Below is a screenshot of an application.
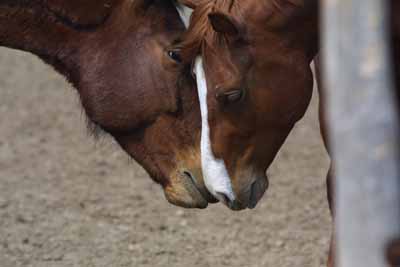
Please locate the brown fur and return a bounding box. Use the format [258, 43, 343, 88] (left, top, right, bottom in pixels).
[177, 0, 239, 65]
[176, 0, 318, 208]
[178, 0, 399, 265]
[0, 0, 215, 209]
[387, 238, 400, 267]
[182, 0, 400, 267]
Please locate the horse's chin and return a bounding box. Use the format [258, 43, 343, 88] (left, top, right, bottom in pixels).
[163, 170, 217, 209]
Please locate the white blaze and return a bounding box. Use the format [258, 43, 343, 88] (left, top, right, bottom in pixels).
[193, 57, 235, 202]
[174, 2, 236, 202]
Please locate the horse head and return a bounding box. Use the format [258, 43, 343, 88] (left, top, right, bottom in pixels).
[175, 0, 319, 210]
[0, 0, 217, 208]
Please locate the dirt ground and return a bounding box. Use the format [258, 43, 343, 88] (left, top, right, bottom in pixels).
[0, 48, 331, 267]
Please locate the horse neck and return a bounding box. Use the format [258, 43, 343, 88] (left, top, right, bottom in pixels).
[0, 0, 119, 83]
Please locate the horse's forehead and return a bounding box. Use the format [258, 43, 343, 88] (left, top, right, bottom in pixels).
[202, 34, 248, 76]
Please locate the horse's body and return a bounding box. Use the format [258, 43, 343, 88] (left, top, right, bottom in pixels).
[176, 0, 400, 266]
[0, 0, 218, 209]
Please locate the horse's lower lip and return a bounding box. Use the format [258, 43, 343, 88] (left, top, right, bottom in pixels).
[183, 171, 218, 203]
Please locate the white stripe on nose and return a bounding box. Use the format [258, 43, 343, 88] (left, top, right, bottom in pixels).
[193, 57, 235, 203]
[174, 2, 236, 203]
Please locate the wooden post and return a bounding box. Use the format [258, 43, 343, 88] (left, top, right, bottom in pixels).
[322, 0, 400, 266]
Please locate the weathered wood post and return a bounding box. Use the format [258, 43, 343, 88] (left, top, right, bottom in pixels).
[322, 0, 400, 266]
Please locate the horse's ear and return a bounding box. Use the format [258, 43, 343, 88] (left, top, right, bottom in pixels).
[177, 0, 204, 9]
[208, 11, 240, 36]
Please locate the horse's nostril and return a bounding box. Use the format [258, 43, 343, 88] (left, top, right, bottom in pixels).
[182, 171, 219, 204]
[183, 171, 195, 182]
[182, 170, 199, 187]
[248, 177, 268, 209]
[248, 181, 258, 209]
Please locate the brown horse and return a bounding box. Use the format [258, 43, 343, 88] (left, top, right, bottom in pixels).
[0, 0, 218, 209]
[174, 0, 318, 210]
[175, 0, 400, 266]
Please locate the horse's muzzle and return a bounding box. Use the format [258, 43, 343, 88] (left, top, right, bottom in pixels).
[163, 168, 217, 209]
[218, 175, 269, 211]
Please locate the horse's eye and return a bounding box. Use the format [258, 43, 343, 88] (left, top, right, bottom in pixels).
[216, 89, 245, 105]
[167, 49, 182, 63]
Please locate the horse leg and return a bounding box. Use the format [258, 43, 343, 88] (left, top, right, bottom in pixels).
[314, 55, 336, 267]
[386, 239, 400, 267]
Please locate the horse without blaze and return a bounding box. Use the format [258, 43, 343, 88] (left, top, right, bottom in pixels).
[0, 0, 221, 209]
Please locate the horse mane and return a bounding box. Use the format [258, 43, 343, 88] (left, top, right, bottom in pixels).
[176, 0, 239, 66]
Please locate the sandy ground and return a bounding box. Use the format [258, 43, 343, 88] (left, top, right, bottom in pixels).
[0, 48, 331, 267]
